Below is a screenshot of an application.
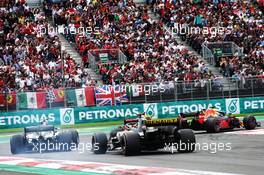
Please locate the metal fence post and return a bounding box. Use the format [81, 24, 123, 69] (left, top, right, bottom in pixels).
[16, 91, 19, 111]
[191, 83, 193, 101]
[48, 91, 51, 109]
[206, 81, 210, 101]
[129, 90, 132, 104]
[228, 78, 231, 98]
[174, 81, 178, 101]
[236, 79, 239, 98]
[183, 81, 186, 93]
[64, 88, 67, 108]
[159, 89, 162, 102]
[5, 92, 8, 112]
[251, 79, 254, 97]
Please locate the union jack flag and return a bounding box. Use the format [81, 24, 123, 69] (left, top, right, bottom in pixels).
[95, 85, 128, 106]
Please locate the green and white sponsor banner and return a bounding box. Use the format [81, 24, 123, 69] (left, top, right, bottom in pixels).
[240, 97, 264, 113]
[146, 98, 225, 119]
[0, 97, 264, 129]
[74, 104, 143, 124]
[146, 97, 264, 118]
[0, 109, 60, 129]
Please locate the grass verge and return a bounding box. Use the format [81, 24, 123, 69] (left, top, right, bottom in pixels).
[0, 112, 263, 133]
[0, 165, 107, 175]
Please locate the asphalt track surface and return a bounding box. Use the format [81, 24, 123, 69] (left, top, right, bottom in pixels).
[0, 121, 264, 175]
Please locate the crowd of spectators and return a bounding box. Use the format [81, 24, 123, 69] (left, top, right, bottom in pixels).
[49, 0, 215, 87]
[152, 0, 263, 80]
[2, 0, 263, 94]
[0, 0, 93, 93]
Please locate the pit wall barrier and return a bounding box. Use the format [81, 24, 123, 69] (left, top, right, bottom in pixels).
[1, 97, 264, 129]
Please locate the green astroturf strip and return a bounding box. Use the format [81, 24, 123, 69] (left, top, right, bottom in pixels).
[0, 164, 111, 175]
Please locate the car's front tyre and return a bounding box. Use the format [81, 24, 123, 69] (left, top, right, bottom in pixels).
[92, 133, 108, 154]
[205, 117, 220, 133]
[10, 135, 25, 154]
[243, 116, 257, 130]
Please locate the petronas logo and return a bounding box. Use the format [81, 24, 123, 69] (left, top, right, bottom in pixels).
[63, 109, 73, 123]
[144, 103, 158, 118]
[226, 98, 240, 114]
[60, 108, 74, 125]
[228, 99, 238, 113]
[146, 104, 155, 117]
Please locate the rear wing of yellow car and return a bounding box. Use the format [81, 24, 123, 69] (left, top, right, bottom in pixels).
[144, 118, 179, 127]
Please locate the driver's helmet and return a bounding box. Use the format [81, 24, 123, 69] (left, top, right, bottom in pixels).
[137, 112, 152, 120]
[137, 112, 145, 118]
[200, 109, 206, 114]
[40, 118, 48, 125]
[210, 106, 218, 111]
[205, 107, 219, 117]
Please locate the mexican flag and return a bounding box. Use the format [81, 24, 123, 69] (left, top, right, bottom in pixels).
[18, 92, 47, 109]
[126, 84, 145, 97]
[65, 87, 95, 107]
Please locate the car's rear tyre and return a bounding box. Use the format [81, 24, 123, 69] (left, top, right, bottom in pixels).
[57, 132, 72, 151]
[92, 133, 108, 154]
[122, 132, 141, 156]
[175, 129, 196, 153]
[69, 129, 79, 146]
[243, 116, 257, 130]
[206, 117, 220, 133]
[10, 135, 25, 154]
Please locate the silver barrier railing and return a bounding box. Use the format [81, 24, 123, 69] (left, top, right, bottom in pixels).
[118, 50, 127, 64]
[88, 51, 97, 70]
[88, 49, 127, 71]
[0, 77, 263, 112]
[201, 43, 215, 65]
[202, 41, 244, 65]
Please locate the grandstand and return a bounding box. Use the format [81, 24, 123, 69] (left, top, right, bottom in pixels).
[0, 0, 263, 111]
[152, 0, 263, 78]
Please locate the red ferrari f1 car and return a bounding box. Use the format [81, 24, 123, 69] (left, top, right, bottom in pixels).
[178, 107, 261, 133]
